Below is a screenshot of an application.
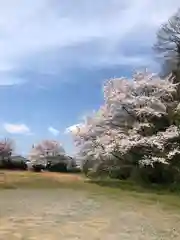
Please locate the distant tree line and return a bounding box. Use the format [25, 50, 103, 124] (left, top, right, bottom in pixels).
[0, 138, 77, 172]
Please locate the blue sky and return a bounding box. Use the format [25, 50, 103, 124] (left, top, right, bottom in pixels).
[0, 0, 179, 156]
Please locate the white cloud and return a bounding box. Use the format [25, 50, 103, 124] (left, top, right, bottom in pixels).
[65, 124, 82, 134]
[3, 123, 31, 135]
[0, 0, 179, 85]
[48, 126, 59, 136]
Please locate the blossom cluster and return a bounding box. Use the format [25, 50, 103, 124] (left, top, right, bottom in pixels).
[70, 71, 180, 171]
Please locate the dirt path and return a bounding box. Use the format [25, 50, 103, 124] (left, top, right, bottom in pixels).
[0, 189, 180, 239]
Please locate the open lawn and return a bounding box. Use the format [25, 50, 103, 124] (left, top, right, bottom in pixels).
[0, 171, 180, 239]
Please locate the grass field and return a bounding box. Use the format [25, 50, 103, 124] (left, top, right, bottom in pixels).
[0, 171, 180, 239]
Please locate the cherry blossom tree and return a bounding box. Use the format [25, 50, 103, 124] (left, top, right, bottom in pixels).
[28, 140, 69, 171]
[0, 138, 14, 162]
[33, 140, 65, 157]
[70, 70, 180, 182]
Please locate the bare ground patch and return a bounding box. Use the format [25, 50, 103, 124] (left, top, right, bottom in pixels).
[0, 189, 180, 240]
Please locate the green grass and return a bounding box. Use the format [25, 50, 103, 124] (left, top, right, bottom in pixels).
[86, 178, 180, 209]
[1, 171, 180, 209]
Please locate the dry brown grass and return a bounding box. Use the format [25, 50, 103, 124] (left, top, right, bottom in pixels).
[1, 170, 180, 207]
[0, 189, 180, 239]
[0, 171, 84, 188]
[0, 170, 83, 183]
[42, 171, 84, 182]
[0, 171, 180, 239]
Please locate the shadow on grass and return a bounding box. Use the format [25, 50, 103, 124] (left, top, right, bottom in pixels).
[88, 178, 180, 195]
[0, 184, 17, 189]
[86, 179, 180, 209]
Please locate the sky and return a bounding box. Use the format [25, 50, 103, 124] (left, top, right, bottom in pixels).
[0, 0, 179, 156]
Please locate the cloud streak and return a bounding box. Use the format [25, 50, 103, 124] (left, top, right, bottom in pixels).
[0, 0, 179, 86]
[65, 124, 81, 134]
[48, 126, 59, 136]
[3, 123, 32, 135]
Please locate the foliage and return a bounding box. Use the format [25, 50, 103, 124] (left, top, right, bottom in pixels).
[47, 162, 68, 172]
[0, 160, 27, 171]
[69, 70, 180, 183]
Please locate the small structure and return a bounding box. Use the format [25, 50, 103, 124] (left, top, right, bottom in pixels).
[28, 148, 47, 171]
